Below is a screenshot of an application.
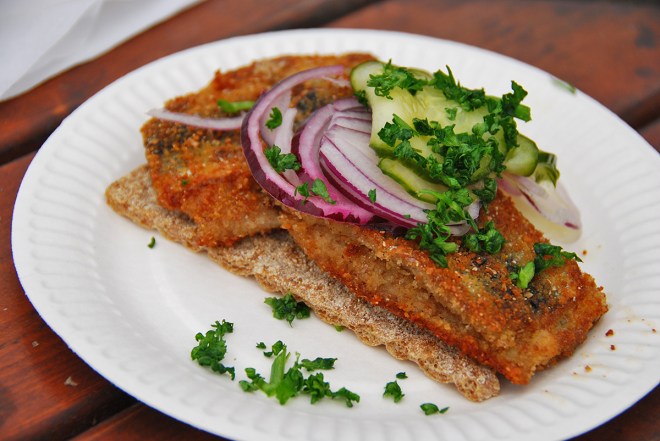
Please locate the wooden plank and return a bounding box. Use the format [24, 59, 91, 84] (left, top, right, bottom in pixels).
[329, 0, 660, 125]
[71, 404, 221, 441]
[0, 153, 135, 441]
[0, 0, 378, 165]
[639, 116, 660, 152]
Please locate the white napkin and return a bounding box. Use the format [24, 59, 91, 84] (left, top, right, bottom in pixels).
[0, 0, 199, 101]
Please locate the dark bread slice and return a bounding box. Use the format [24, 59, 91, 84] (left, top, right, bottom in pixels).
[105, 165, 500, 401]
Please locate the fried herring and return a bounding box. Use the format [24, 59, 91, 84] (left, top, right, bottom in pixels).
[142, 53, 374, 246]
[280, 191, 608, 385]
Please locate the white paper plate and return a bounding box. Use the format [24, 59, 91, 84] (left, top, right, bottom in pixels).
[12, 29, 660, 441]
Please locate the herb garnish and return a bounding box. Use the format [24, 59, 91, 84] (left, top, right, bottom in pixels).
[264, 292, 311, 326]
[367, 63, 539, 267]
[147, 236, 156, 248]
[420, 403, 449, 415]
[265, 106, 283, 129]
[240, 341, 360, 407]
[404, 188, 475, 267]
[463, 221, 505, 254]
[367, 60, 426, 99]
[383, 380, 404, 403]
[295, 179, 336, 204]
[191, 320, 236, 380]
[368, 188, 377, 203]
[511, 243, 583, 289]
[264, 145, 301, 173]
[217, 99, 254, 114]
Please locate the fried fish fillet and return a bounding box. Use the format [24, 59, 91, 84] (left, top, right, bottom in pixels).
[281, 193, 608, 385]
[142, 53, 374, 246]
[107, 53, 606, 398]
[105, 165, 500, 401]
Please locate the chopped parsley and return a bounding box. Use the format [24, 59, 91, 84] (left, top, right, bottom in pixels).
[366, 63, 540, 267]
[533, 243, 582, 272]
[239, 341, 360, 407]
[264, 145, 301, 173]
[396, 372, 408, 379]
[295, 179, 336, 204]
[463, 221, 505, 254]
[511, 243, 583, 289]
[430, 66, 487, 111]
[420, 403, 449, 415]
[147, 236, 156, 248]
[383, 380, 404, 403]
[511, 261, 536, 289]
[367, 60, 426, 99]
[191, 320, 235, 380]
[217, 99, 254, 114]
[264, 292, 311, 326]
[404, 188, 474, 267]
[265, 106, 283, 130]
[368, 188, 377, 203]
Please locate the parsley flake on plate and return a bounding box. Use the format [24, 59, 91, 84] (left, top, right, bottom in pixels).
[383, 380, 404, 403]
[191, 320, 235, 380]
[420, 402, 449, 415]
[240, 341, 359, 407]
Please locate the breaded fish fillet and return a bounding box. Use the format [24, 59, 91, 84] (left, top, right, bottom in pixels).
[142, 53, 374, 246]
[105, 165, 500, 401]
[281, 192, 608, 385]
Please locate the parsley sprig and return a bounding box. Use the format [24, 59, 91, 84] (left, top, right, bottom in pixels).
[511, 243, 583, 289]
[191, 320, 236, 380]
[420, 403, 449, 415]
[265, 106, 283, 129]
[383, 380, 405, 403]
[404, 188, 477, 267]
[240, 341, 360, 407]
[367, 60, 426, 99]
[295, 179, 336, 204]
[264, 145, 301, 173]
[264, 292, 311, 326]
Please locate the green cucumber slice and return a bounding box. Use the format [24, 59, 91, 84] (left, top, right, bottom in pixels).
[351, 60, 542, 194]
[379, 158, 447, 202]
[503, 134, 539, 176]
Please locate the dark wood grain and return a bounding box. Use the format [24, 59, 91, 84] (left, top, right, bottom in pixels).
[0, 0, 378, 165]
[0, 154, 135, 441]
[70, 404, 221, 441]
[640, 116, 660, 152]
[330, 0, 660, 127]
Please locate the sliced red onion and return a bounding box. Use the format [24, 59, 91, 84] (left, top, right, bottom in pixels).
[321, 76, 351, 88]
[502, 174, 582, 230]
[260, 90, 292, 147]
[317, 106, 481, 233]
[497, 174, 523, 197]
[147, 108, 244, 131]
[241, 66, 374, 224]
[274, 107, 300, 185]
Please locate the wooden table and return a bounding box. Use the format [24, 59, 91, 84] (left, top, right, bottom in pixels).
[1, 1, 658, 439]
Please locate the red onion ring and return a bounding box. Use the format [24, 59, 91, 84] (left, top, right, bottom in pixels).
[241, 65, 374, 224]
[147, 108, 244, 131]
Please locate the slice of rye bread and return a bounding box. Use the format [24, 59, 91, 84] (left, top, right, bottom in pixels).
[105, 165, 500, 402]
